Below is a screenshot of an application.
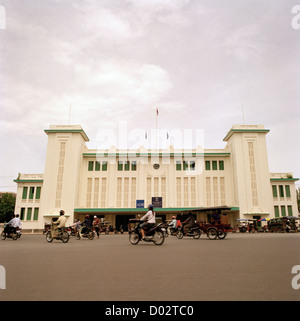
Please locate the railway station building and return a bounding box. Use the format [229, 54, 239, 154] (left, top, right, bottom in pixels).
[13, 124, 299, 232]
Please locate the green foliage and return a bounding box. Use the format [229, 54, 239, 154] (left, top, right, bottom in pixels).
[0, 193, 16, 223]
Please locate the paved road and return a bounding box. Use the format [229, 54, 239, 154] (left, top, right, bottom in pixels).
[0, 232, 300, 301]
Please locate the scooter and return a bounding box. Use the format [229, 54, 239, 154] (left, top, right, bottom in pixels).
[176, 224, 201, 239]
[46, 223, 69, 243]
[1, 224, 18, 240]
[75, 226, 95, 240]
[128, 219, 165, 245]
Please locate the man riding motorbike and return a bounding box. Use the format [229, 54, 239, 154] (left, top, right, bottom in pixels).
[53, 210, 67, 235]
[140, 204, 156, 240]
[182, 212, 197, 234]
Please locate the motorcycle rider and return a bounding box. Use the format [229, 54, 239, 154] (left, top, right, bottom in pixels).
[81, 215, 92, 234]
[140, 204, 156, 239]
[53, 210, 67, 235]
[182, 212, 196, 234]
[168, 216, 177, 233]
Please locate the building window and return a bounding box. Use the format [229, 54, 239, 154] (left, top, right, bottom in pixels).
[272, 185, 278, 198]
[190, 161, 195, 171]
[183, 161, 188, 171]
[26, 208, 32, 221]
[219, 161, 224, 170]
[176, 161, 182, 171]
[274, 206, 279, 218]
[124, 161, 130, 171]
[279, 185, 284, 198]
[35, 187, 41, 200]
[22, 187, 28, 200]
[102, 161, 108, 171]
[88, 161, 94, 171]
[33, 208, 39, 220]
[131, 161, 137, 171]
[205, 161, 211, 171]
[285, 185, 291, 199]
[281, 205, 286, 217]
[29, 187, 35, 200]
[212, 161, 218, 170]
[95, 161, 101, 171]
[20, 208, 25, 220]
[287, 205, 293, 216]
[118, 161, 123, 171]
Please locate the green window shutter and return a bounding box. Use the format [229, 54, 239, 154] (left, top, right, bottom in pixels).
[212, 161, 217, 170]
[95, 161, 101, 171]
[279, 185, 284, 198]
[88, 161, 94, 171]
[190, 161, 195, 171]
[20, 208, 25, 220]
[285, 185, 291, 198]
[131, 161, 136, 171]
[118, 161, 123, 171]
[219, 161, 224, 170]
[26, 208, 32, 221]
[124, 161, 130, 171]
[22, 187, 28, 200]
[274, 206, 279, 218]
[272, 185, 278, 198]
[33, 208, 39, 220]
[183, 161, 188, 171]
[35, 187, 41, 200]
[102, 161, 108, 171]
[29, 187, 35, 200]
[281, 206, 286, 217]
[287, 205, 293, 216]
[205, 161, 210, 170]
[176, 161, 182, 171]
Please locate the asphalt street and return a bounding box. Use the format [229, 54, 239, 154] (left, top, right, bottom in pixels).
[0, 232, 300, 301]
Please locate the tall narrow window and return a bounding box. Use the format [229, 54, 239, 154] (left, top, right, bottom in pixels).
[205, 161, 211, 170]
[279, 185, 284, 198]
[287, 205, 293, 216]
[176, 177, 181, 207]
[22, 187, 28, 200]
[248, 142, 258, 206]
[20, 208, 25, 220]
[147, 177, 152, 205]
[124, 178, 129, 207]
[94, 178, 99, 208]
[117, 178, 122, 207]
[101, 178, 106, 207]
[219, 160, 224, 170]
[183, 177, 189, 207]
[131, 161, 137, 171]
[272, 185, 278, 198]
[86, 178, 92, 208]
[190, 161, 195, 171]
[118, 161, 123, 171]
[29, 187, 35, 200]
[95, 161, 101, 171]
[26, 208, 32, 221]
[102, 161, 108, 171]
[274, 206, 279, 218]
[176, 161, 182, 171]
[285, 185, 291, 198]
[190, 177, 196, 206]
[56, 142, 66, 208]
[131, 178, 136, 207]
[35, 187, 41, 200]
[88, 161, 94, 171]
[281, 206, 286, 217]
[33, 208, 39, 220]
[213, 177, 218, 206]
[212, 161, 217, 170]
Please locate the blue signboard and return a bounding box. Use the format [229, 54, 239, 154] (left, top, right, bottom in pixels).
[136, 200, 145, 208]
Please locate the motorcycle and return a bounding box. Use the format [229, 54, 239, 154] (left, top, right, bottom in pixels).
[75, 226, 95, 240]
[128, 219, 165, 246]
[176, 224, 201, 239]
[66, 226, 76, 236]
[1, 224, 18, 240]
[46, 223, 69, 243]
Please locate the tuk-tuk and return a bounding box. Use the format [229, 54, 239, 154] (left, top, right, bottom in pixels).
[267, 216, 298, 232]
[235, 219, 257, 233]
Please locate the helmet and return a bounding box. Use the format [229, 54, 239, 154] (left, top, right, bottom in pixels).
[94, 216, 97, 218]
[172, 216, 176, 219]
[148, 204, 153, 210]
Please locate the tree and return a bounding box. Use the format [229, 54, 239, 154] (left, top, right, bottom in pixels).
[0, 193, 16, 222]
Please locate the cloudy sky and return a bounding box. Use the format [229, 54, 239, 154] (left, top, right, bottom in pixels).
[0, 0, 299, 192]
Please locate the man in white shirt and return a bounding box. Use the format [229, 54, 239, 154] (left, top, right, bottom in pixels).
[140, 205, 156, 239]
[53, 210, 67, 235]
